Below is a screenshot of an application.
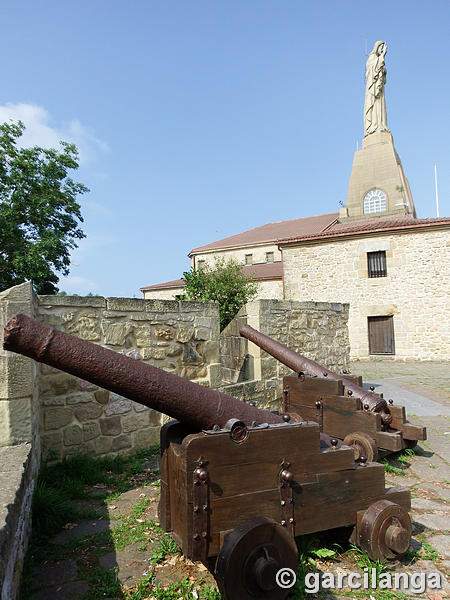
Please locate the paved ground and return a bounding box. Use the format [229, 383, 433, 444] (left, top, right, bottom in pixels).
[24, 361, 450, 599]
[350, 361, 450, 410]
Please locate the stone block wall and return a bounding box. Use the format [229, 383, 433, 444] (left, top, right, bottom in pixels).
[217, 378, 283, 413]
[220, 299, 350, 384]
[0, 283, 40, 600]
[282, 227, 450, 360]
[37, 296, 221, 462]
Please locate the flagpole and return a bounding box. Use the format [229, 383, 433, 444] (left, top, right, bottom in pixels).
[434, 164, 439, 218]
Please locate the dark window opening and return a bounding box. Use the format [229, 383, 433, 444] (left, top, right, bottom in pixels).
[368, 316, 395, 354]
[367, 251, 387, 278]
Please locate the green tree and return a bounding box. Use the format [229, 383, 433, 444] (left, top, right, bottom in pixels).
[0, 121, 88, 294]
[181, 258, 258, 330]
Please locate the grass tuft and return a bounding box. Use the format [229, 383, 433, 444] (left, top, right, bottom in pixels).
[150, 534, 179, 564]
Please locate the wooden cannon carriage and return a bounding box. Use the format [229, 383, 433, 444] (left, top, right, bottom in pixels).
[240, 324, 426, 461]
[4, 314, 413, 600]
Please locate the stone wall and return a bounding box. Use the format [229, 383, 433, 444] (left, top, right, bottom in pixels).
[142, 278, 283, 302]
[192, 243, 282, 269]
[37, 296, 221, 462]
[282, 227, 450, 360]
[220, 299, 350, 384]
[0, 283, 40, 600]
[142, 286, 185, 301]
[217, 378, 283, 413]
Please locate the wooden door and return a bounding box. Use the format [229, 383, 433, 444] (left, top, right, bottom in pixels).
[368, 316, 395, 354]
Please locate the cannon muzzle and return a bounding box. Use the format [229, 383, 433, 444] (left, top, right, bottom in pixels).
[3, 314, 283, 431]
[240, 324, 392, 425]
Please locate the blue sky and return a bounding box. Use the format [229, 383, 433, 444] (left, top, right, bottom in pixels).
[1, 1, 449, 297]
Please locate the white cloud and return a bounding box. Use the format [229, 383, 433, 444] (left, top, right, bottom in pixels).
[82, 200, 113, 217]
[0, 102, 108, 164]
[58, 275, 99, 294]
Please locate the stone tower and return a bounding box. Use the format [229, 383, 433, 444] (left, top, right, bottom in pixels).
[340, 42, 416, 221]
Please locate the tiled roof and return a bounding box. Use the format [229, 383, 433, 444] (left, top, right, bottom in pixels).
[140, 262, 282, 292]
[141, 278, 185, 292]
[278, 215, 450, 245]
[189, 213, 339, 254]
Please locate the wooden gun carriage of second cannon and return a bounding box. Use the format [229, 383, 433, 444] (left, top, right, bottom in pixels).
[240, 324, 426, 462]
[4, 314, 413, 600]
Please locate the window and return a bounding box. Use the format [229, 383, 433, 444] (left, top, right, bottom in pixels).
[197, 259, 206, 268]
[363, 189, 387, 214]
[245, 254, 253, 265]
[367, 251, 387, 278]
[368, 316, 395, 354]
[266, 251, 274, 263]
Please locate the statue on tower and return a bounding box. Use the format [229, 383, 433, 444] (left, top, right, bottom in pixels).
[364, 41, 389, 136]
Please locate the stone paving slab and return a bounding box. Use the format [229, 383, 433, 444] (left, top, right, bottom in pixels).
[419, 483, 450, 501]
[99, 542, 153, 587]
[361, 377, 450, 416]
[428, 535, 450, 559]
[51, 516, 120, 544]
[412, 512, 450, 532]
[29, 580, 89, 600]
[31, 559, 78, 589]
[350, 360, 450, 407]
[409, 456, 450, 483]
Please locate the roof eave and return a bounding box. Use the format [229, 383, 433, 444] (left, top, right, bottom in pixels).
[278, 220, 450, 247]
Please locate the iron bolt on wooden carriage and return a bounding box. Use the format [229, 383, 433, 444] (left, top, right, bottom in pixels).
[4, 314, 413, 600]
[240, 324, 426, 462]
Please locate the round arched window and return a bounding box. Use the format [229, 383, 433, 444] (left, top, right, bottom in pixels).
[363, 189, 387, 214]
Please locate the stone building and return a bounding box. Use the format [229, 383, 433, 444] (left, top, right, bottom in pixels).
[141, 41, 450, 361]
[142, 209, 449, 361]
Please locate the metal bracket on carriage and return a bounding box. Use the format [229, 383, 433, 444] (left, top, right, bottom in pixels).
[279, 460, 295, 537]
[203, 421, 270, 438]
[192, 457, 209, 562]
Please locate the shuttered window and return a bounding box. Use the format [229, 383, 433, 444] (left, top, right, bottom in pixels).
[368, 316, 395, 354]
[367, 251, 387, 278]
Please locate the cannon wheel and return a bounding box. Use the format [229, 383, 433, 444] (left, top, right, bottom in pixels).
[215, 516, 298, 600]
[359, 499, 411, 561]
[343, 431, 378, 462]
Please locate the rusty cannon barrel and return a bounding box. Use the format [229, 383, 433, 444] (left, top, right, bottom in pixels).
[240, 324, 392, 425]
[3, 313, 285, 431]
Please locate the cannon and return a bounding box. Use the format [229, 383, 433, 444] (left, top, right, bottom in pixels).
[4, 314, 412, 600]
[240, 324, 426, 461]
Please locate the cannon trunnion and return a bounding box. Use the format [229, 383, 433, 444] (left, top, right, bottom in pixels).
[4, 314, 413, 600]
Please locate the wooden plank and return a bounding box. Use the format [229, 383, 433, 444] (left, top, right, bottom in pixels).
[373, 430, 403, 451]
[293, 405, 321, 426]
[384, 487, 411, 511]
[188, 447, 356, 500]
[167, 444, 189, 555]
[292, 463, 387, 535]
[207, 489, 281, 555]
[284, 382, 361, 411]
[321, 394, 362, 411]
[284, 375, 344, 396]
[389, 405, 406, 427]
[182, 423, 321, 470]
[159, 421, 191, 531]
[205, 464, 386, 547]
[322, 406, 381, 439]
[341, 375, 363, 387]
[397, 422, 427, 441]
